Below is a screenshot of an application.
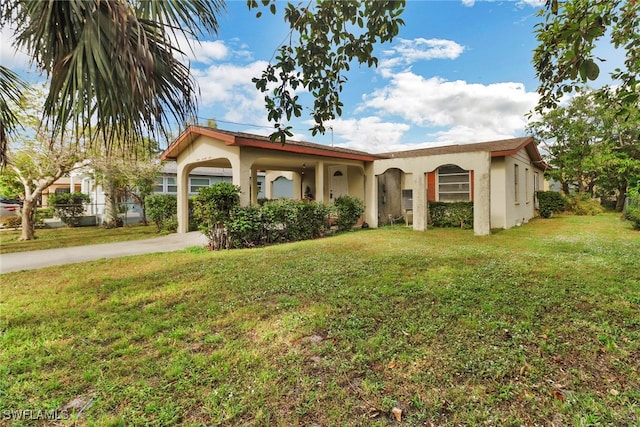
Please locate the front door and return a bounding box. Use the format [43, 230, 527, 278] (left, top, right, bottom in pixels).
[329, 165, 348, 201]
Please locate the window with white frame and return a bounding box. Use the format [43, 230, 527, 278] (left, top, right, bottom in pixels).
[514, 164, 520, 203]
[438, 165, 470, 201]
[167, 177, 177, 193]
[525, 167, 530, 202]
[153, 177, 164, 193]
[189, 177, 209, 193]
[210, 176, 232, 184]
[153, 176, 177, 193]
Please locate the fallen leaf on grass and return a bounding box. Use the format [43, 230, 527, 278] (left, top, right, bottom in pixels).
[391, 406, 402, 422]
[551, 390, 565, 401]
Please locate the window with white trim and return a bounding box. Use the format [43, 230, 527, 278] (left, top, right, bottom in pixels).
[190, 177, 209, 193]
[437, 165, 470, 202]
[514, 164, 520, 203]
[525, 167, 530, 203]
[167, 177, 177, 193]
[153, 176, 177, 193]
[153, 177, 164, 193]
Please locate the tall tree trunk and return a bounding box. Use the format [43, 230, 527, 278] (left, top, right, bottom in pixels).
[19, 197, 36, 240]
[130, 192, 148, 225]
[102, 180, 120, 228]
[616, 185, 628, 212]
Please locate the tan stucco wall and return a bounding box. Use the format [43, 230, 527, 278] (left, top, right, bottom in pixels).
[501, 149, 542, 229]
[173, 134, 370, 232]
[171, 133, 544, 235]
[490, 157, 507, 229]
[373, 151, 492, 235]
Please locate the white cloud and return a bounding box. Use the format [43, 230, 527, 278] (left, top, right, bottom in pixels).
[174, 35, 229, 64]
[189, 40, 229, 64]
[517, 0, 545, 7]
[380, 38, 464, 70]
[325, 117, 411, 153]
[192, 60, 273, 124]
[462, 0, 544, 9]
[0, 26, 34, 72]
[359, 71, 539, 144]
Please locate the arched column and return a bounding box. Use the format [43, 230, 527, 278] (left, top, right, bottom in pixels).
[364, 163, 377, 227]
[412, 172, 427, 231]
[250, 167, 259, 204]
[233, 155, 252, 206]
[176, 163, 191, 233]
[315, 161, 325, 203]
[473, 152, 491, 235]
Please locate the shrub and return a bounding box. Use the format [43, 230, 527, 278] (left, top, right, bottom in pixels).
[225, 200, 332, 249]
[567, 194, 604, 216]
[260, 198, 299, 242]
[193, 183, 241, 250]
[536, 191, 567, 218]
[49, 192, 91, 227]
[294, 201, 331, 239]
[226, 205, 264, 248]
[625, 206, 640, 229]
[428, 201, 473, 229]
[624, 194, 640, 230]
[145, 194, 177, 232]
[32, 207, 54, 229]
[1, 216, 22, 228]
[333, 195, 365, 231]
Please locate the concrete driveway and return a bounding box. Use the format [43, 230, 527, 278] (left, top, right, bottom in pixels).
[0, 231, 208, 274]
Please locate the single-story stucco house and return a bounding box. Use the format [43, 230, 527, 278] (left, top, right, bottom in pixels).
[160, 126, 550, 236]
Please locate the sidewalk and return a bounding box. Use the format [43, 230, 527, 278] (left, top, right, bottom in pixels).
[0, 231, 208, 274]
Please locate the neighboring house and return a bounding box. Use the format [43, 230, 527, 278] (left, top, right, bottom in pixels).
[40, 177, 82, 207]
[48, 162, 292, 225]
[161, 126, 550, 236]
[153, 162, 293, 199]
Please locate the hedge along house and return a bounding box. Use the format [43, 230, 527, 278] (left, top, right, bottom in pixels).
[161, 127, 549, 236]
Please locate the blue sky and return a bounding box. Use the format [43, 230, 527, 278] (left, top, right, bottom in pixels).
[0, 0, 623, 153]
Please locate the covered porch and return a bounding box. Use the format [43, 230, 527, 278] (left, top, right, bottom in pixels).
[160, 127, 380, 234]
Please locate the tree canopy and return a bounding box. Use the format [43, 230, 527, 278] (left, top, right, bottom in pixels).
[0, 0, 224, 164]
[249, 0, 405, 143]
[0, 0, 405, 162]
[534, 0, 640, 113]
[527, 87, 640, 210]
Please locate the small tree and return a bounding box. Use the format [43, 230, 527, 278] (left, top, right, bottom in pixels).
[49, 192, 91, 227]
[6, 85, 86, 240]
[193, 183, 240, 250]
[145, 194, 177, 233]
[124, 162, 162, 226]
[537, 191, 567, 219]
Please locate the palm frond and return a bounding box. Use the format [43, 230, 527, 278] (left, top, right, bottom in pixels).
[11, 0, 225, 156]
[0, 65, 27, 167]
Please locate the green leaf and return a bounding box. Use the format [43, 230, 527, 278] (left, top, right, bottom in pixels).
[584, 59, 600, 80]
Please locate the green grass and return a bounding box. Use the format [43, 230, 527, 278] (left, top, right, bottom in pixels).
[1, 214, 639, 426]
[0, 225, 160, 254]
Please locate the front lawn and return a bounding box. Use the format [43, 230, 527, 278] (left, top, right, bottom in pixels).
[0, 225, 159, 254]
[1, 214, 638, 425]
